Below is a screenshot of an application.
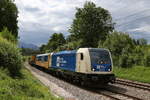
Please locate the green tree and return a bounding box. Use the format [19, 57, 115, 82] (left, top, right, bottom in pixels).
[44, 33, 66, 52]
[99, 31, 135, 67]
[136, 38, 147, 45]
[100, 31, 135, 56]
[40, 44, 47, 53]
[144, 53, 150, 67]
[0, 0, 18, 37]
[21, 48, 41, 56]
[69, 1, 114, 47]
[57, 39, 82, 51]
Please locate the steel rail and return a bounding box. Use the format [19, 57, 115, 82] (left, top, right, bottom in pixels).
[116, 79, 150, 91]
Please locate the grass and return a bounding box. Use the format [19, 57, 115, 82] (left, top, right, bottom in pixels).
[113, 66, 150, 83]
[0, 67, 63, 100]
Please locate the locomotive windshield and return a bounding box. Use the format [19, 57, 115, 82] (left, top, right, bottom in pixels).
[89, 49, 111, 64]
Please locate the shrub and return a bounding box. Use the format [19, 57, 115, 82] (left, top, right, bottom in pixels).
[119, 54, 133, 68]
[144, 54, 150, 67]
[0, 37, 22, 77]
[99, 31, 146, 67]
[0, 27, 17, 44]
[22, 56, 27, 62]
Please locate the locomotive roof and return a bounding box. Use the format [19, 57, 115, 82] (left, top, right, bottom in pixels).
[88, 48, 109, 50]
[36, 53, 51, 57]
[53, 50, 77, 55]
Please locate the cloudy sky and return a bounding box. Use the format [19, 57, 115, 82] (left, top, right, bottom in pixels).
[14, 0, 150, 46]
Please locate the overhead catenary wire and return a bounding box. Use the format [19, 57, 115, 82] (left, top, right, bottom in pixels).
[116, 15, 150, 28]
[114, 9, 150, 21]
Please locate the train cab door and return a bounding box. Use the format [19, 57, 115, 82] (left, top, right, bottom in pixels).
[48, 54, 52, 69]
[76, 53, 86, 73]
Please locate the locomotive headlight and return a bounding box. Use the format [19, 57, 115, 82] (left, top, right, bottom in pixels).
[108, 69, 111, 71]
[92, 68, 95, 71]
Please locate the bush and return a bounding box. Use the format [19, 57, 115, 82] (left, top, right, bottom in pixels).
[119, 54, 133, 68]
[131, 46, 145, 66]
[0, 37, 22, 77]
[22, 56, 28, 62]
[0, 27, 17, 44]
[100, 31, 136, 67]
[144, 54, 150, 67]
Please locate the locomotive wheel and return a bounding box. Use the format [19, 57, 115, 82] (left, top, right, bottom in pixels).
[80, 81, 85, 86]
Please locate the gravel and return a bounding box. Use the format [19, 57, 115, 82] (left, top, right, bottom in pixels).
[110, 83, 150, 100]
[25, 62, 150, 100]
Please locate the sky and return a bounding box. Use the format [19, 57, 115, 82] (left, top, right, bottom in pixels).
[14, 0, 150, 46]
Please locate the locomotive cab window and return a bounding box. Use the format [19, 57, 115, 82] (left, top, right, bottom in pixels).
[44, 56, 48, 62]
[80, 53, 84, 60]
[89, 49, 111, 64]
[37, 56, 41, 61]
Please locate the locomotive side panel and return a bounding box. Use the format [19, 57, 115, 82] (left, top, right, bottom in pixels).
[51, 51, 76, 72]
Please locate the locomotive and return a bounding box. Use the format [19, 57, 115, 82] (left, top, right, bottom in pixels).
[30, 48, 115, 86]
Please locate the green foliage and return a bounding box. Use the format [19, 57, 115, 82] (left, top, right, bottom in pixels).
[0, 68, 63, 100]
[40, 44, 47, 53]
[132, 46, 145, 65]
[21, 48, 41, 56]
[0, 37, 22, 77]
[40, 33, 66, 52]
[99, 31, 135, 67]
[22, 56, 30, 62]
[118, 54, 133, 68]
[0, 0, 18, 37]
[69, 1, 114, 47]
[99, 31, 135, 56]
[136, 38, 147, 45]
[144, 52, 150, 67]
[0, 27, 17, 43]
[57, 39, 82, 51]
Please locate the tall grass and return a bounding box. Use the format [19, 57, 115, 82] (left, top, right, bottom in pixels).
[0, 68, 63, 100]
[114, 66, 150, 83]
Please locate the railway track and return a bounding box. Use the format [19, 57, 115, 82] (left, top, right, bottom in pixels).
[116, 78, 150, 91]
[92, 88, 143, 100]
[29, 63, 147, 100]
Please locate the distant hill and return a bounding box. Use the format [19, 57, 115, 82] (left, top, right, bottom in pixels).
[18, 41, 39, 50]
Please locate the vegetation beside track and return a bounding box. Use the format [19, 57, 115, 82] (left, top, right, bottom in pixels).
[114, 66, 150, 83]
[0, 67, 63, 100]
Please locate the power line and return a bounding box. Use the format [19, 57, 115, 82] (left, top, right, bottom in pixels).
[116, 15, 150, 28]
[114, 9, 150, 21]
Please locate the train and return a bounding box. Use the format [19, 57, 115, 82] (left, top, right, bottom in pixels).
[29, 48, 115, 86]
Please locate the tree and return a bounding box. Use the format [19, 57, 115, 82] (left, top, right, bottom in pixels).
[99, 31, 135, 67]
[136, 38, 147, 45]
[99, 31, 135, 56]
[69, 1, 114, 47]
[0, 0, 18, 37]
[144, 52, 150, 67]
[44, 33, 66, 52]
[40, 44, 47, 53]
[57, 39, 82, 51]
[21, 48, 41, 56]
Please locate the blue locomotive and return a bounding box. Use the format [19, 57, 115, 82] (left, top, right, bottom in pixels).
[30, 48, 115, 86]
